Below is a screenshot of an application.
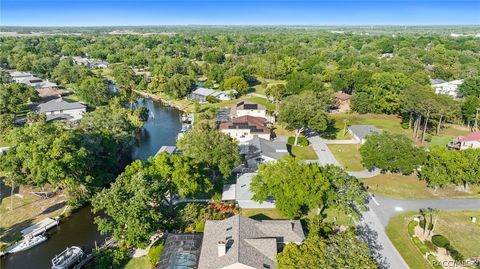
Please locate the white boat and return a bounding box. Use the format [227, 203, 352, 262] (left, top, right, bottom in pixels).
[51, 246, 84, 269]
[8, 234, 48, 253]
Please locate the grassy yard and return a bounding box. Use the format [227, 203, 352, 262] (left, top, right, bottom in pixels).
[386, 212, 433, 269]
[428, 135, 453, 149]
[387, 211, 480, 269]
[123, 256, 150, 269]
[326, 144, 364, 171]
[326, 113, 411, 139]
[289, 145, 318, 160]
[253, 77, 286, 95]
[240, 208, 286, 220]
[362, 173, 480, 199]
[0, 186, 67, 244]
[435, 211, 480, 258]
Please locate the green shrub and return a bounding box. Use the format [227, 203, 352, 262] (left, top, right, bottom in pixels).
[432, 234, 450, 248]
[148, 240, 165, 266]
[424, 134, 432, 142]
[446, 245, 464, 261]
[206, 95, 220, 103]
[427, 254, 443, 269]
[195, 220, 205, 232]
[408, 221, 417, 237]
[412, 237, 429, 255]
[288, 136, 309, 147]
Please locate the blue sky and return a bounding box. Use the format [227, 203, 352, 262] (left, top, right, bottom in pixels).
[1, 0, 479, 26]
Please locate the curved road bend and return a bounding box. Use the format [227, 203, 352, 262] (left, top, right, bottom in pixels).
[308, 135, 480, 269]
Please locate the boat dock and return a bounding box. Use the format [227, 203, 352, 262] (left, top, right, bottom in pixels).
[21, 217, 60, 237]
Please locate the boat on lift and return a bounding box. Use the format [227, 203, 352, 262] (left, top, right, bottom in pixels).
[8, 234, 48, 253]
[51, 246, 84, 269]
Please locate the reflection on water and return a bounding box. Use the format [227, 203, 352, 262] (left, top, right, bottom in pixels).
[1, 99, 182, 269]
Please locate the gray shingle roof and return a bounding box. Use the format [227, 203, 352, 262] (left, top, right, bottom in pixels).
[198, 215, 305, 269]
[191, 87, 216, 97]
[348, 125, 380, 140]
[240, 137, 289, 161]
[38, 98, 86, 113]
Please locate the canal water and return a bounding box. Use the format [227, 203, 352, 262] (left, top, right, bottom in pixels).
[0, 98, 182, 269]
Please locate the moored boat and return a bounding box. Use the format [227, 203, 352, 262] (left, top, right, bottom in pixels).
[7, 234, 48, 253]
[51, 246, 84, 269]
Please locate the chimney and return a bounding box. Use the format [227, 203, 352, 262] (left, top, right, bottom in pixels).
[218, 241, 226, 257]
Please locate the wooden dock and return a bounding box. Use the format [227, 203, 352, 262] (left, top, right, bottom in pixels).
[21, 217, 60, 237]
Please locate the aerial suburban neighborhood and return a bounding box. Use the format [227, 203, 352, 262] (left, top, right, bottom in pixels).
[1, 1, 480, 269]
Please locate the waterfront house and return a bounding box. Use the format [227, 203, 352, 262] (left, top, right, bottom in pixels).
[219, 116, 271, 142]
[238, 136, 289, 171]
[189, 87, 237, 103]
[197, 215, 305, 269]
[37, 97, 86, 122]
[348, 125, 380, 144]
[230, 101, 267, 119]
[448, 131, 480, 150]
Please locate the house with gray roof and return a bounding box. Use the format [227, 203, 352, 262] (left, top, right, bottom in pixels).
[189, 87, 237, 103]
[197, 215, 305, 269]
[348, 125, 380, 144]
[37, 97, 86, 122]
[222, 173, 275, 209]
[238, 136, 289, 171]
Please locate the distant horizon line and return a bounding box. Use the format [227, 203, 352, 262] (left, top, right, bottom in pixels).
[2, 24, 480, 28]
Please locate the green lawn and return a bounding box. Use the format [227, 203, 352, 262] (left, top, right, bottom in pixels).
[435, 211, 480, 258]
[240, 208, 286, 220]
[326, 113, 411, 139]
[428, 135, 453, 149]
[123, 256, 150, 269]
[289, 145, 318, 160]
[386, 212, 433, 269]
[326, 144, 364, 171]
[362, 173, 480, 199]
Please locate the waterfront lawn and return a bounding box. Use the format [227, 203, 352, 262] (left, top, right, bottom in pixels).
[386, 212, 432, 269]
[288, 145, 318, 160]
[0, 186, 67, 244]
[123, 256, 150, 269]
[435, 211, 480, 258]
[362, 173, 480, 199]
[241, 208, 286, 220]
[326, 144, 364, 171]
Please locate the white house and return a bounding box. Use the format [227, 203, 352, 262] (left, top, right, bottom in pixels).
[37, 97, 86, 122]
[189, 87, 237, 103]
[219, 116, 271, 142]
[231, 101, 267, 119]
[448, 131, 480, 150]
[431, 79, 464, 98]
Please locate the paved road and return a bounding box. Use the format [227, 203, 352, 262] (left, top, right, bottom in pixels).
[308, 135, 341, 166]
[308, 135, 380, 178]
[370, 195, 480, 227]
[308, 134, 480, 269]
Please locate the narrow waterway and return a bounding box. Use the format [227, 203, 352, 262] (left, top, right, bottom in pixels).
[0, 98, 182, 269]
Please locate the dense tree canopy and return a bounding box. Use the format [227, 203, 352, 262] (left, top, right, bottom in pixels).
[420, 147, 480, 190]
[360, 132, 426, 174]
[459, 76, 480, 97]
[277, 231, 378, 269]
[279, 92, 331, 145]
[250, 157, 368, 218]
[92, 153, 211, 248]
[177, 129, 241, 180]
[0, 83, 38, 114]
[76, 77, 112, 106]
